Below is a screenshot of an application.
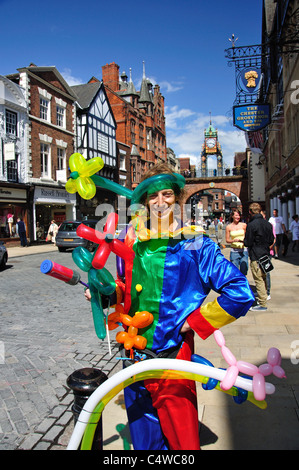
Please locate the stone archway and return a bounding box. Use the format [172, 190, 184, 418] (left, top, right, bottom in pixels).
[182, 176, 249, 216]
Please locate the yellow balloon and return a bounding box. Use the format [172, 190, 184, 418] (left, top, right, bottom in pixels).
[66, 153, 104, 200]
[65, 178, 78, 194]
[69, 153, 86, 172]
[82, 157, 104, 177]
[77, 177, 97, 200]
[69, 153, 104, 177]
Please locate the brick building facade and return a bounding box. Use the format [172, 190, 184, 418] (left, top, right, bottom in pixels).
[101, 62, 167, 188]
[7, 65, 77, 239]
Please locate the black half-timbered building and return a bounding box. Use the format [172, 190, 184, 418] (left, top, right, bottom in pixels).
[72, 79, 118, 217]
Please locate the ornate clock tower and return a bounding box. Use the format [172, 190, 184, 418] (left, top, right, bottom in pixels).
[200, 116, 223, 177]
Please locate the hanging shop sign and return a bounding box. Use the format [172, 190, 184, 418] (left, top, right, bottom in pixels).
[233, 104, 271, 132]
[4, 142, 16, 161]
[239, 67, 262, 95]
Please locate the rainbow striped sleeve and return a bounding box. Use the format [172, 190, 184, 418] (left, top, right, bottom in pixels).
[187, 238, 254, 339]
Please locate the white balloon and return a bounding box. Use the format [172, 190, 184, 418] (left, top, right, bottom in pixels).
[67, 358, 276, 450]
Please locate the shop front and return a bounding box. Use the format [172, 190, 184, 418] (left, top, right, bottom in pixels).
[268, 169, 299, 230]
[0, 184, 29, 242]
[33, 186, 76, 240]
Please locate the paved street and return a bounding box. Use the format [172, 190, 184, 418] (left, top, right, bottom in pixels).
[0, 245, 120, 450]
[0, 243, 299, 450]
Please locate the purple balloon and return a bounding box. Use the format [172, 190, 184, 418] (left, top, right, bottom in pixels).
[116, 227, 129, 279]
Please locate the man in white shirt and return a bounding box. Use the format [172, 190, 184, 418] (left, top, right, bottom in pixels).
[269, 209, 287, 258]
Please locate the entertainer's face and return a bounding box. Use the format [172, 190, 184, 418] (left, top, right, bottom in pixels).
[147, 188, 176, 222]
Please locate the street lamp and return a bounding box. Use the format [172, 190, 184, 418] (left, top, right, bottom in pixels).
[256, 155, 266, 169]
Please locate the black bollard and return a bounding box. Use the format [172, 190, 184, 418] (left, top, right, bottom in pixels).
[67, 367, 108, 450]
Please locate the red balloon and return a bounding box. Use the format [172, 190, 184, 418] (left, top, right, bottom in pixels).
[77, 224, 104, 244]
[77, 213, 135, 270]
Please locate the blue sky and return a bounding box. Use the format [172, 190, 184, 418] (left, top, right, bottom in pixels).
[1, 0, 263, 170]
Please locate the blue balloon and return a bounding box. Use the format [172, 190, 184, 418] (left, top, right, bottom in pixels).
[233, 387, 248, 405]
[191, 354, 218, 390]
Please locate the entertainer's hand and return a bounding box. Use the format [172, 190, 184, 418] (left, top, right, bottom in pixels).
[180, 320, 191, 334]
[84, 288, 91, 301]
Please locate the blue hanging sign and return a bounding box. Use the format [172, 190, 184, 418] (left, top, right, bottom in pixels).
[239, 67, 262, 94]
[233, 104, 271, 132]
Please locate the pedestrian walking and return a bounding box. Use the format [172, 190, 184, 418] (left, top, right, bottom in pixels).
[261, 211, 276, 300]
[225, 209, 248, 275]
[16, 217, 28, 247]
[269, 209, 287, 258]
[244, 203, 274, 311]
[289, 214, 299, 252]
[47, 220, 59, 245]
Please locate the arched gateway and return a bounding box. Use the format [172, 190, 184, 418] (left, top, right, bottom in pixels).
[181, 176, 249, 216]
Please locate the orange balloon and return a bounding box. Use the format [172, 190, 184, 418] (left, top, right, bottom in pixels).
[119, 313, 134, 327]
[116, 331, 127, 343]
[113, 309, 153, 350]
[107, 312, 121, 330]
[132, 311, 154, 329]
[134, 335, 147, 350]
[116, 330, 148, 350]
[128, 326, 138, 337]
[116, 331, 135, 350]
[107, 304, 125, 331]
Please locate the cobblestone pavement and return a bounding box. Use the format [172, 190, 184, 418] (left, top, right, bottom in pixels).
[0, 248, 120, 450]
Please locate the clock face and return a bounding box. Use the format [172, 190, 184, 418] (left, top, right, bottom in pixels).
[206, 138, 216, 148]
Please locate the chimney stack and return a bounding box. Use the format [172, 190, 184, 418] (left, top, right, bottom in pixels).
[102, 62, 119, 91]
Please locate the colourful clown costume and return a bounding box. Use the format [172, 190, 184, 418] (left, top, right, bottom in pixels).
[115, 224, 255, 450]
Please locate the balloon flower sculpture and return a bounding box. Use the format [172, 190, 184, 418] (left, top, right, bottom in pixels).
[76, 213, 134, 270]
[65, 153, 133, 200]
[41, 212, 134, 340]
[41, 253, 116, 340]
[108, 304, 154, 351]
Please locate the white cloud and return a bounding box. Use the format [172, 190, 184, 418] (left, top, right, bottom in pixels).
[61, 68, 84, 86]
[159, 81, 184, 93]
[134, 75, 184, 96]
[165, 105, 196, 129]
[166, 107, 247, 170]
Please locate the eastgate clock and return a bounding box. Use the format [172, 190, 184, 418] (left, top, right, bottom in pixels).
[206, 138, 216, 148]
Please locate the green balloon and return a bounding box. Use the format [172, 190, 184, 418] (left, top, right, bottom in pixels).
[91, 175, 133, 199]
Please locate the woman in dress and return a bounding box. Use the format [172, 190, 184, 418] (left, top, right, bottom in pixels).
[226, 209, 248, 275]
[47, 220, 59, 245]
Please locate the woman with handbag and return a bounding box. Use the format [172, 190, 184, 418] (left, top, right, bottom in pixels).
[47, 220, 58, 245]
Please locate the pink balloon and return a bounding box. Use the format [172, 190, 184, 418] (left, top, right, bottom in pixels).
[253, 373, 266, 401]
[221, 345, 237, 366]
[220, 365, 239, 391]
[213, 330, 225, 347]
[258, 363, 273, 376]
[273, 365, 286, 379]
[267, 348, 281, 366]
[237, 360, 259, 376]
